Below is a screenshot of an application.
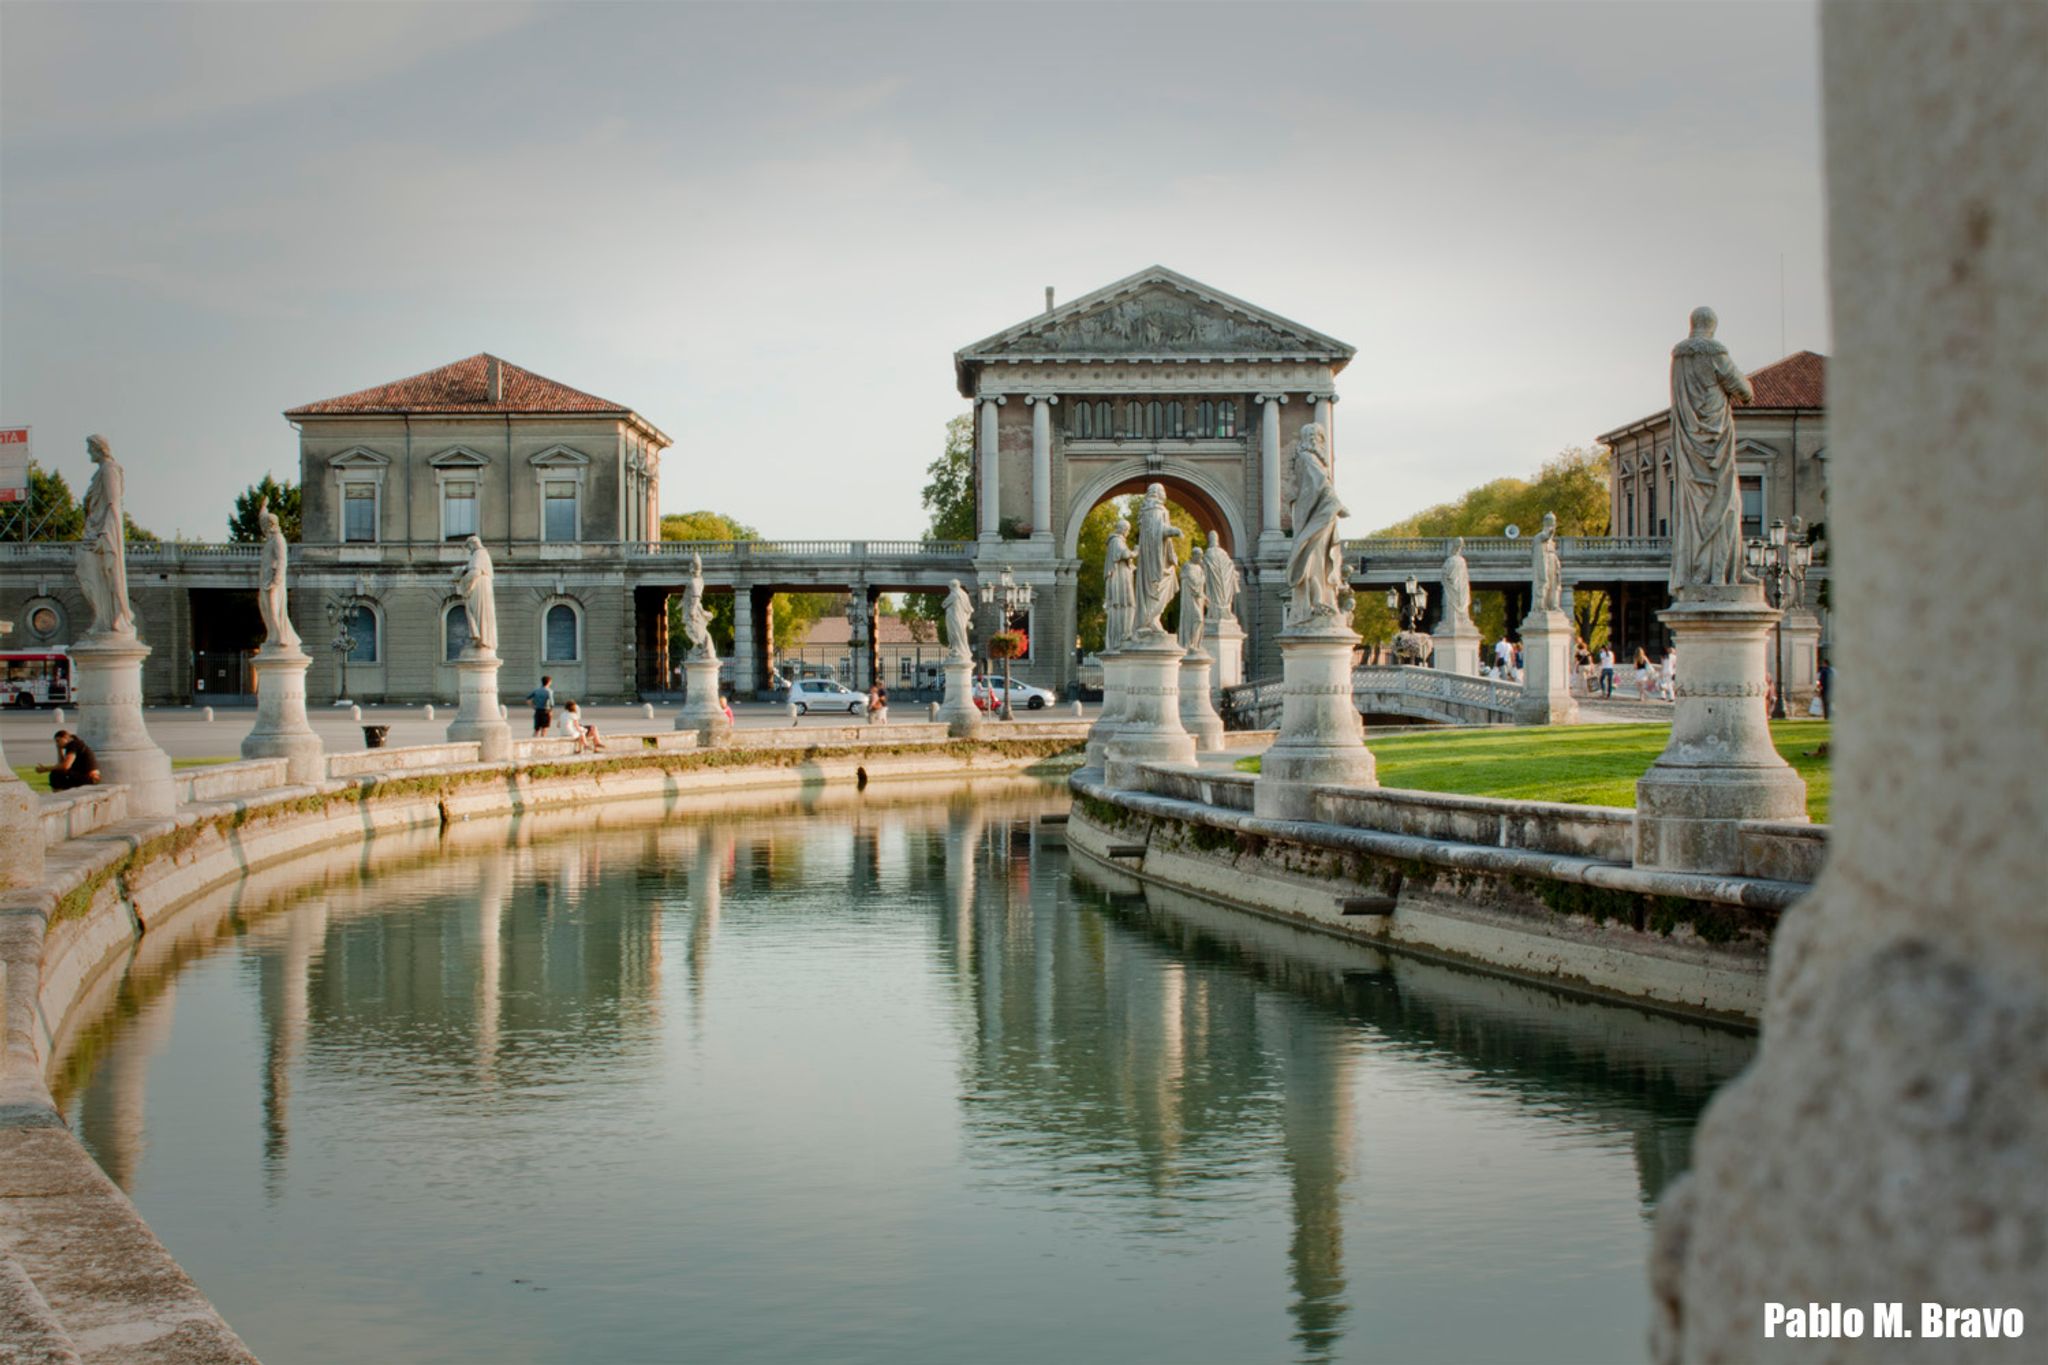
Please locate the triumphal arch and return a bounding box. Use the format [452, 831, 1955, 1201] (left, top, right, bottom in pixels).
[954, 265, 1354, 689]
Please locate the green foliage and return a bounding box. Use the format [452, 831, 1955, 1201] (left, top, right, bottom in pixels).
[5, 463, 84, 540]
[228, 475, 303, 543]
[656, 509, 838, 657]
[1376, 446, 1612, 539]
[122, 514, 159, 544]
[920, 413, 977, 543]
[987, 631, 1026, 660]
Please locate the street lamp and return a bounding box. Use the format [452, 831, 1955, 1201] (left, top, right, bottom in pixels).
[1745, 517, 1814, 720]
[979, 567, 1035, 721]
[1384, 574, 1427, 631]
[844, 592, 868, 692]
[324, 595, 360, 704]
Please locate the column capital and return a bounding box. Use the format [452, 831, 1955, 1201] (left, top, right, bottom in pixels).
[1306, 392, 1339, 405]
[979, 394, 1008, 407]
[1022, 393, 1059, 406]
[1255, 392, 1289, 405]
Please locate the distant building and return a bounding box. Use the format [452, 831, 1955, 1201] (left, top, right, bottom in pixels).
[779, 613, 943, 689]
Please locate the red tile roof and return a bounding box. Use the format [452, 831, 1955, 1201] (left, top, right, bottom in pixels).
[1745, 350, 1827, 409]
[285, 353, 635, 417]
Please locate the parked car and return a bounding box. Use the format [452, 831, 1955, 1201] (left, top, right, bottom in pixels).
[973, 675, 1056, 711]
[789, 677, 866, 715]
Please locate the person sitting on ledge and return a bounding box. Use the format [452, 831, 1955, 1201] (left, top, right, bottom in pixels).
[38, 729, 101, 791]
[560, 700, 604, 753]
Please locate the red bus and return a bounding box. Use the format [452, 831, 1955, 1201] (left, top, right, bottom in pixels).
[2, 651, 73, 708]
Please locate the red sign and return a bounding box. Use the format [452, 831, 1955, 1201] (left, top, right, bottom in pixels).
[0, 426, 27, 504]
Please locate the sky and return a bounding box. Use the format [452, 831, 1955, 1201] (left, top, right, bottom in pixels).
[0, 0, 1828, 542]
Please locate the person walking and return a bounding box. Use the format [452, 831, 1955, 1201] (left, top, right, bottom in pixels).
[1818, 658, 1833, 720]
[1634, 648, 1653, 701]
[527, 675, 555, 737]
[36, 730, 100, 791]
[1598, 644, 1616, 698]
[1493, 636, 1514, 674]
[1659, 646, 1678, 702]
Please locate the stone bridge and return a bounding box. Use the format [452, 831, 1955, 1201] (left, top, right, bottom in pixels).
[1222, 665, 1524, 729]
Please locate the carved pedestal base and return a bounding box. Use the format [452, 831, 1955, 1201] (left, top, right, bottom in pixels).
[1253, 623, 1376, 821]
[1178, 649, 1226, 752]
[71, 634, 174, 818]
[1778, 608, 1824, 710]
[0, 729, 38, 888]
[1513, 608, 1581, 726]
[241, 645, 325, 784]
[1636, 591, 1807, 873]
[1432, 616, 1482, 677]
[1085, 652, 1125, 770]
[1105, 632, 1196, 789]
[676, 656, 732, 745]
[446, 649, 512, 763]
[937, 656, 982, 739]
[1203, 619, 1247, 693]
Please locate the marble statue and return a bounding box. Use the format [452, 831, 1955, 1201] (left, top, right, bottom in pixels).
[1669, 306, 1756, 591]
[1102, 518, 1137, 651]
[1531, 512, 1563, 613]
[453, 535, 498, 655]
[1440, 536, 1472, 623]
[1177, 558, 1208, 652]
[77, 435, 134, 638]
[681, 553, 716, 662]
[1283, 422, 1349, 626]
[1202, 532, 1240, 624]
[944, 578, 974, 661]
[256, 498, 300, 651]
[1134, 483, 1183, 637]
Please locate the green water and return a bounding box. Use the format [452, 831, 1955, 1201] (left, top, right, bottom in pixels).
[53, 783, 1751, 1364]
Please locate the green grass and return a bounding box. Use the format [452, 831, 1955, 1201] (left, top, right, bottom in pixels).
[12, 755, 233, 795]
[1236, 721, 1832, 822]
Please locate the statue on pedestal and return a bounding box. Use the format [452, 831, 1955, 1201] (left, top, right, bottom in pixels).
[1531, 512, 1563, 613]
[1283, 422, 1350, 627]
[1177, 558, 1208, 652]
[1134, 482, 1183, 637]
[1669, 306, 1757, 592]
[1203, 532, 1240, 625]
[256, 498, 300, 651]
[77, 435, 134, 638]
[453, 535, 498, 655]
[1441, 536, 1472, 625]
[1103, 517, 1136, 651]
[681, 553, 716, 662]
[944, 578, 974, 662]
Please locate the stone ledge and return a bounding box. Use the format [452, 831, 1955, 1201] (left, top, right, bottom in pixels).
[171, 760, 288, 806]
[37, 790, 129, 848]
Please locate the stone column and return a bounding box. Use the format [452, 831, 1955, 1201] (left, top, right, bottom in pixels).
[676, 654, 732, 744]
[71, 635, 174, 818]
[730, 582, 758, 698]
[1026, 394, 1056, 545]
[0, 623, 40, 888]
[1257, 393, 1288, 548]
[1253, 621, 1375, 821]
[1652, 5, 2048, 1359]
[937, 654, 982, 739]
[1779, 606, 1822, 710]
[241, 644, 325, 784]
[1311, 393, 1335, 473]
[1105, 631, 1195, 789]
[1178, 648, 1226, 751]
[446, 648, 512, 762]
[977, 395, 1006, 542]
[1513, 604, 1580, 725]
[1204, 615, 1248, 692]
[1431, 617, 1481, 677]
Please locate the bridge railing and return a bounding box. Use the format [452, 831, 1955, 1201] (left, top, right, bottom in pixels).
[0, 541, 261, 563]
[1345, 534, 1671, 562]
[630, 539, 975, 560]
[1222, 664, 1522, 730]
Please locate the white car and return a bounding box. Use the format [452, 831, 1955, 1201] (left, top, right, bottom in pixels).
[974, 675, 1057, 711]
[788, 678, 866, 715]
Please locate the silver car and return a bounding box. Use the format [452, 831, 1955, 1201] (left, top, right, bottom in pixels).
[789, 678, 866, 715]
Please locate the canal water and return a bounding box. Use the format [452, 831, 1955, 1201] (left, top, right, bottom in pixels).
[51, 782, 1752, 1365]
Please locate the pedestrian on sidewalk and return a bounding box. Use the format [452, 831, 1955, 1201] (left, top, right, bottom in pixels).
[1598, 644, 1616, 698]
[1633, 648, 1653, 700]
[527, 675, 554, 737]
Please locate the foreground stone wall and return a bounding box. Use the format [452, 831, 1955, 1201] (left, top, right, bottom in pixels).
[1652, 5, 2048, 1359]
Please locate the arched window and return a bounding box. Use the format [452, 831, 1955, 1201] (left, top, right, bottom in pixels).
[343, 602, 379, 664]
[444, 604, 473, 662]
[1094, 400, 1112, 436]
[1216, 401, 1237, 437]
[543, 602, 581, 663]
[1146, 401, 1163, 438]
[1164, 401, 1184, 438]
[1197, 400, 1215, 435]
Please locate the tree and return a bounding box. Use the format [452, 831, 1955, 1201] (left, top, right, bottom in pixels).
[229, 475, 302, 543]
[919, 413, 976, 543]
[1072, 491, 1206, 654]
[123, 515, 160, 544]
[660, 510, 837, 665]
[2, 463, 83, 541]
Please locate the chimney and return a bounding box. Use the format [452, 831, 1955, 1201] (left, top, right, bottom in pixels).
[485, 356, 503, 403]
[1044, 286, 1055, 315]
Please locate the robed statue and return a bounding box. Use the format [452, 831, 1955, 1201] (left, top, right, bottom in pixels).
[453, 535, 498, 655]
[681, 553, 716, 662]
[77, 435, 134, 638]
[1530, 512, 1564, 613]
[944, 578, 974, 661]
[1202, 531, 1240, 625]
[1102, 518, 1137, 652]
[1440, 536, 1472, 626]
[256, 498, 300, 651]
[1133, 483, 1183, 638]
[1669, 306, 1756, 591]
[1176, 558, 1208, 652]
[1283, 423, 1349, 626]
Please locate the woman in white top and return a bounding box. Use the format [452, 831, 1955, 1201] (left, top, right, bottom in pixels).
[560, 700, 604, 752]
[1634, 648, 1654, 700]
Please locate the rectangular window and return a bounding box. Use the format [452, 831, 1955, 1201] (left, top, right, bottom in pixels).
[1646, 483, 1658, 538]
[1622, 483, 1635, 536]
[443, 481, 478, 540]
[343, 484, 376, 543]
[544, 480, 578, 542]
[1740, 475, 1765, 540]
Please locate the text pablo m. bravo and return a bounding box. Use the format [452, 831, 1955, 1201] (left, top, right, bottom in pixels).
[1765, 1303, 2026, 1340]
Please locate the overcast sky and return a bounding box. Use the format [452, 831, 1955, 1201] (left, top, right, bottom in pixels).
[1, 1, 1826, 541]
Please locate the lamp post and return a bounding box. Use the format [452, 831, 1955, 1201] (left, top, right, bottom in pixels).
[1384, 574, 1427, 631]
[844, 592, 867, 693]
[979, 567, 1034, 721]
[1745, 518, 1814, 720]
[324, 597, 357, 703]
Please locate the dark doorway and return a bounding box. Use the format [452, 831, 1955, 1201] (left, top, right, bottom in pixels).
[190, 589, 263, 701]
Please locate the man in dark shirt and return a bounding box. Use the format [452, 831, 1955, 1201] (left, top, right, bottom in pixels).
[37, 730, 101, 791]
[527, 675, 554, 736]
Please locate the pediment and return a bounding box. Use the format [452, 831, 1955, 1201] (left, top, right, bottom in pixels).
[529, 444, 591, 468]
[429, 445, 493, 468]
[957, 267, 1353, 365]
[329, 446, 390, 469]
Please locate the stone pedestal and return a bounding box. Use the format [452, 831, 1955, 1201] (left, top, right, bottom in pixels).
[1084, 652, 1125, 770]
[1778, 607, 1823, 710]
[1105, 631, 1196, 789]
[1253, 624, 1376, 821]
[1512, 608, 1580, 725]
[937, 655, 982, 739]
[675, 655, 732, 745]
[1178, 649, 1226, 752]
[1203, 617, 1247, 692]
[1634, 590, 1806, 873]
[446, 649, 512, 762]
[71, 634, 174, 818]
[1432, 615, 1482, 676]
[0, 729, 39, 890]
[240, 645, 325, 784]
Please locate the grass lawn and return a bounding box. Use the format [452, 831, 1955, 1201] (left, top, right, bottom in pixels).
[11, 755, 234, 795]
[1237, 720, 1832, 822]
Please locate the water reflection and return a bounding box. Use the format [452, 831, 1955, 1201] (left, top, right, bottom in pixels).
[54, 785, 1750, 1365]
